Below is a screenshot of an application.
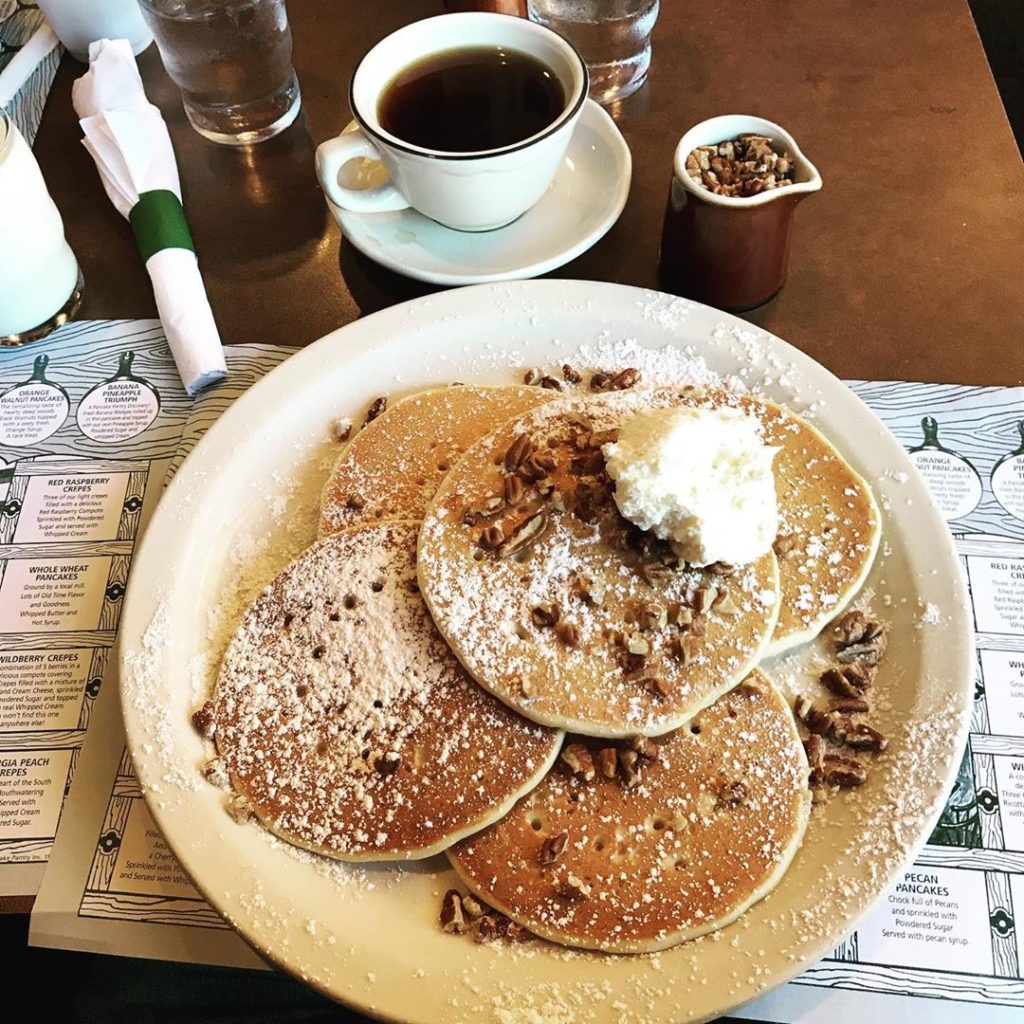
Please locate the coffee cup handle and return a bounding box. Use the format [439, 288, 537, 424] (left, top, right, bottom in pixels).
[315, 130, 411, 214]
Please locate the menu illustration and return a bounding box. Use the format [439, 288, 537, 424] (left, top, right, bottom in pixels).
[0, 322, 193, 895]
[24, 351, 1024, 1019]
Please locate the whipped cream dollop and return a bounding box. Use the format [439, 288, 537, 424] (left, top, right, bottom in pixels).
[602, 406, 778, 567]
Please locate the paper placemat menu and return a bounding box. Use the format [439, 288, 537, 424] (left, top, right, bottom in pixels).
[0, 320, 291, 900]
[27, 364, 1024, 1019]
[1, 4, 61, 144]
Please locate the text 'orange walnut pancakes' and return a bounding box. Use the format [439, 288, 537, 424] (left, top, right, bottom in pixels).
[212, 521, 562, 861]
[417, 391, 782, 738]
[448, 669, 811, 953]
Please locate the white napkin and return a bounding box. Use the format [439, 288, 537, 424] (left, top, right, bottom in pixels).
[0, 23, 60, 108]
[71, 38, 227, 395]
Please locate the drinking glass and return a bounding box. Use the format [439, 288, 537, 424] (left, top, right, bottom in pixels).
[527, 0, 659, 104]
[137, 0, 301, 146]
[0, 108, 83, 346]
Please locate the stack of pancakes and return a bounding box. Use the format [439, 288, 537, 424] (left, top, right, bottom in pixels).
[211, 380, 881, 953]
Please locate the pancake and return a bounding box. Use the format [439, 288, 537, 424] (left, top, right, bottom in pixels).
[319, 385, 552, 535]
[213, 520, 563, 861]
[447, 669, 811, 953]
[653, 387, 881, 656]
[417, 391, 781, 738]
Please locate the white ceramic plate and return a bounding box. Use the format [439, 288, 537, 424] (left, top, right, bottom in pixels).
[328, 100, 632, 285]
[119, 281, 973, 1024]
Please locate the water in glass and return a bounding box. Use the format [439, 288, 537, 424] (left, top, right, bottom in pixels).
[138, 0, 301, 145]
[527, 0, 659, 104]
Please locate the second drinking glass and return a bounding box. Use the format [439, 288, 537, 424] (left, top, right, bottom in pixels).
[137, 0, 301, 146]
[527, 0, 659, 105]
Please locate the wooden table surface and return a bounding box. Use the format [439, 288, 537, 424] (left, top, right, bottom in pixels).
[6, 0, 1024, 1014]
[30, 0, 1024, 386]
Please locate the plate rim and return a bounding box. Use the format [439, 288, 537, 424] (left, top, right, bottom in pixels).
[118, 280, 975, 1023]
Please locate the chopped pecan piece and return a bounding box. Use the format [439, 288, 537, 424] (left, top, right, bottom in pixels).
[638, 601, 667, 631]
[691, 586, 717, 614]
[554, 620, 581, 647]
[460, 894, 486, 919]
[531, 602, 560, 627]
[364, 396, 387, 425]
[828, 697, 870, 714]
[773, 532, 797, 556]
[479, 524, 505, 550]
[837, 641, 886, 666]
[345, 494, 366, 511]
[621, 651, 647, 674]
[689, 613, 707, 638]
[618, 749, 641, 786]
[822, 753, 868, 787]
[640, 562, 674, 587]
[670, 635, 699, 665]
[561, 743, 596, 781]
[538, 831, 568, 866]
[474, 913, 510, 942]
[630, 735, 659, 760]
[334, 417, 353, 442]
[716, 780, 749, 807]
[462, 494, 505, 525]
[612, 367, 642, 390]
[523, 368, 542, 385]
[562, 363, 582, 384]
[504, 475, 526, 506]
[642, 675, 671, 698]
[570, 452, 605, 476]
[504, 434, 534, 473]
[574, 572, 606, 606]
[191, 701, 216, 739]
[589, 370, 614, 391]
[539, 375, 563, 391]
[626, 634, 650, 655]
[669, 602, 693, 627]
[555, 872, 591, 899]
[706, 561, 736, 577]
[588, 428, 620, 447]
[794, 696, 834, 736]
[834, 720, 888, 752]
[803, 734, 824, 784]
[201, 757, 230, 789]
[712, 592, 740, 616]
[810, 783, 834, 805]
[519, 452, 556, 481]
[820, 663, 874, 698]
[226, 794, 255, 824]
[597, 747, 618, 778]
[441, 890, 468, 934]
[833, 609, 876, 643]
[498, 509, 550, 558]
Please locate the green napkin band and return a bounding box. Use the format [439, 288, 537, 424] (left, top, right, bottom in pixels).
[129, 189, 195, 263]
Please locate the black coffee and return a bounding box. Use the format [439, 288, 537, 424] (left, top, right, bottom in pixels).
[378, 46, 566, 153]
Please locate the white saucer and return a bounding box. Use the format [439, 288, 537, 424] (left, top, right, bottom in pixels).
[328, 100, 631, 285]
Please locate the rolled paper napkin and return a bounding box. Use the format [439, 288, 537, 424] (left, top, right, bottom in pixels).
[0, 23, 60, 108]
[71, 38, 227, 395]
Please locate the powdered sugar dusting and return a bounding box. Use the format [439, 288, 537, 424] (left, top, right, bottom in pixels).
[214, 521, 560, 859]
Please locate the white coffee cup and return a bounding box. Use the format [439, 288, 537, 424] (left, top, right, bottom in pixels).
[315, 13, 588, 232]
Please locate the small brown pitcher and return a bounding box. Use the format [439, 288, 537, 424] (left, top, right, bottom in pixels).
[660, 115, 822, 312]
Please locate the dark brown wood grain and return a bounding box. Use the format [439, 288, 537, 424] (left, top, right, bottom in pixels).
[29, 0, 1024, 385]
